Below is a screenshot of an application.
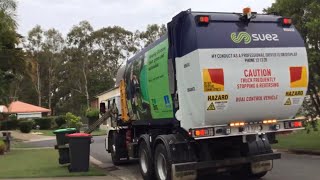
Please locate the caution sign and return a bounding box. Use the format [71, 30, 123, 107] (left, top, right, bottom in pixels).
[203, 69, 224, 92]
[207, 102, 216, 110]
[290, 66, 308, 88]
[206, 101, 228, 111]
[284, 98, 292, 105]
[283, 96, 303, 106]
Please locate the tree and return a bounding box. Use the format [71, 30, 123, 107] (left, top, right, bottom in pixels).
[0, 0, 25, 105]
[66, 21, 93, 109]
[138, 24, 167, 48]
[265, 0, 320, 118]
[0, 0, 17, 49]
[25, 25, 44, 106]
[89, 26, 138, 95]
[42, 28, 64, 111]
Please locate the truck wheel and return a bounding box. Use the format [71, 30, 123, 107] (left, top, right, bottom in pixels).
[139, 141, 155, 180]
[232, 165, 268, 179]
[111, 134, 121, 165]
[154, 143, 171, 180]
[251, 171, 268, 179]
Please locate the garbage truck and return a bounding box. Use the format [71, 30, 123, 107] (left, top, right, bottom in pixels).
[100, 8, 308, 180]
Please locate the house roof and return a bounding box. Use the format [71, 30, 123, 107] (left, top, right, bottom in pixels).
[0, 105, 8, 113]
[8, 101, 51, 113]
[95, 86, 119, 98]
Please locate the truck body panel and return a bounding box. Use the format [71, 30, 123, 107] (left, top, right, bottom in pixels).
[176, 47, 308, 130]
[122, 11, 308, 131]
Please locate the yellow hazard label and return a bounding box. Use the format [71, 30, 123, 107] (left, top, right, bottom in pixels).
[207, 102, 216, 110]
[208, 94, 229, 101]
[286, 91, 304, 97]
[284, 98, 292, 105]
[290, 66, 308, 88]
[203, 69, 224, 92]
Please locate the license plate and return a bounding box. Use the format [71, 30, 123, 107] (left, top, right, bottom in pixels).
[245, 125, 261, 133]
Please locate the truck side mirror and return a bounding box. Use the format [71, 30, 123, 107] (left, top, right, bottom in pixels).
[100, 102, 106, 114]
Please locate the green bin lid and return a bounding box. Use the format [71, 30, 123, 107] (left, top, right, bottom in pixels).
[53, 128, 77, 134]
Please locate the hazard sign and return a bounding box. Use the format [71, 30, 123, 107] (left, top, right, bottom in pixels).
[207, 102, 216, 110]
[284, 98, 292, 105]
[203, 69, 224, 92]
[290, 66, 308, 88]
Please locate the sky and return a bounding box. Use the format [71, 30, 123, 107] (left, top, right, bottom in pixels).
[17, 0, 275, 36]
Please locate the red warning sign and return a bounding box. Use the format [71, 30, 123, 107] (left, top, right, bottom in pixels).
[203, 69, 224, 92]
[290, 66, 308, 88]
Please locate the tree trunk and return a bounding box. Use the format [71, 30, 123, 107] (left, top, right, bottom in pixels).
[310, 92, 320, 116]
[37, 61, 41, 106]
[310, 84, 320, 115]
[82, 64, 90, 109]
[48, 55, 52, 111]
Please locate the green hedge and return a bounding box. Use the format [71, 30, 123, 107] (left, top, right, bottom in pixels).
[55, 115, 66, 128]
[86, 108, 99, 127]
[0, 119, 19, 130]
[65, 112, 82, 130]
[19, 120, 34, 133]
[33, 117, 53, 130]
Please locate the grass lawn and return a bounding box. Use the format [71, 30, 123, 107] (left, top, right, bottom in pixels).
[11, 139, 34, 148]
[272, 130, 320, 150]
[90, 129, 106, 136]
[31, 129, 106, 136]
[32, 129, 55, 136]
[0, 149, 106, 178]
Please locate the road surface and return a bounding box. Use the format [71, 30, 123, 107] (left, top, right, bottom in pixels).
[25, 136, 320, 180]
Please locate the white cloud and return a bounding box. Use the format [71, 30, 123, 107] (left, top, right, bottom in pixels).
[17, 0, 275, 36]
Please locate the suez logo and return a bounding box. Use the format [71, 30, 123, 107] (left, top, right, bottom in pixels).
[230, 32, 279, 44]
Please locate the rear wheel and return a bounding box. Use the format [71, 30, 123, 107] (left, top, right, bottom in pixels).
[139, 141, 155, 180]
[111, 134, 121, 165]
[110, 131, 128, 165]
[232, 164, 268, 180]
[251, 171, 268, 179]
[154, 143, 171, 180]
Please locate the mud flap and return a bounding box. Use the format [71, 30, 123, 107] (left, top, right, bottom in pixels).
[172, 163, 197, 180]
[251, 160, 273, 174]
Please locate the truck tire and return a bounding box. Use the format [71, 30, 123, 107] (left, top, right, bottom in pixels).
[154, 143, 172, 180]
[251, 171, 268, 179]
[233, 136, 271, 179]
[139, 141, 155, 180]
[111, 133, 121, 165]
[232, 165, 268, 180]
[110, 131, 129, 165]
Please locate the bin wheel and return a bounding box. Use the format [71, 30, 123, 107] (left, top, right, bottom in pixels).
[111, 134, 121, 165]
[138, 141, 155, 180]
[154, 143, 171, 180]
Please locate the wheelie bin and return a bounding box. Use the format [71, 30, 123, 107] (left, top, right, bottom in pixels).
[66, 133, 92, 172]
[53, 128, 78, 164]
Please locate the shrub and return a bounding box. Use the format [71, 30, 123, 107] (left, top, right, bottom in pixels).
[8, 114, 17, 121]
[33, 117, 53, 130]
[0, 140, 5, 155]
[0, 119, 18, 130]
[86, 108, 99, 126]
[65, 112, 82, 130]
[55, 115, 66, 128]
[19, 120, 34, 133]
